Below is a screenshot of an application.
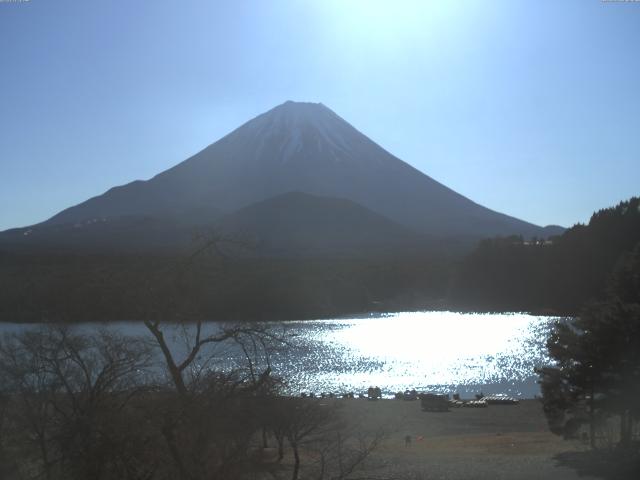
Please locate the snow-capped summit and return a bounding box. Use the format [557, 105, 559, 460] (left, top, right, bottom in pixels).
[215, 100, 383, 167]
[244, 101, 353, 163]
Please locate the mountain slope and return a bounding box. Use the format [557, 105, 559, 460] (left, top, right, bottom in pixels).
[14, 101, 562, 244]
[216, 191, 426, 256]
[0, 215, 201, 253]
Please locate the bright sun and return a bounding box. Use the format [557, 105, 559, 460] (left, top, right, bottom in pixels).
[322, 0, 463, 47]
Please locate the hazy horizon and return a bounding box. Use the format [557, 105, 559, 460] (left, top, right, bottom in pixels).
[1, 0, 639, 230]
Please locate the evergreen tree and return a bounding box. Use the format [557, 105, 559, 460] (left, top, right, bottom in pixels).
[538, 243, 640, 449]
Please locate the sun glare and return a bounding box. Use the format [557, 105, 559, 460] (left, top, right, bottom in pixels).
[321, 0, 465, 47]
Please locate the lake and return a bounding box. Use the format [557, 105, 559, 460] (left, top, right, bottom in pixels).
[0, 311, 557, 398]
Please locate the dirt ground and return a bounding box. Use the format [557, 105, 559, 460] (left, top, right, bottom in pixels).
[331, 398, 600, 480]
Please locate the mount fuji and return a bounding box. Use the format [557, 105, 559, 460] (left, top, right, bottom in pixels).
[1, 101, 563, 254]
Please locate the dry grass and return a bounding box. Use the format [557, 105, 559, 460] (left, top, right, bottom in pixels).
[328, 398, 595, 479]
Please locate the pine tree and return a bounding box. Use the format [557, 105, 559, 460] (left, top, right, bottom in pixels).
[538, 242, 640, 449]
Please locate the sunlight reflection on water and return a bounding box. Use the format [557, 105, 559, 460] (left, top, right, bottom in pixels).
[277, 312, 555, 397]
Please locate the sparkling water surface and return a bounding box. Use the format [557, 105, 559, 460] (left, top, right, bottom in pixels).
[0, 311, 556, 398]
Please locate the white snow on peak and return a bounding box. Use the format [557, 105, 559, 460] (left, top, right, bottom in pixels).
[246, 101, 354, 164]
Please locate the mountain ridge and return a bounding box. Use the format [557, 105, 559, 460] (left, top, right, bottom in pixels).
[4, 101, 564, 250]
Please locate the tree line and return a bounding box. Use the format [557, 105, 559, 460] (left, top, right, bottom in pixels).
[450, 197, 640, 314]
[0, 250, 449, 323]
[3, 198, 639, 323]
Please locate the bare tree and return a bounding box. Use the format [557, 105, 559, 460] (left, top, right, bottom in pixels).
[0, 327, 152, 480]
[281, 398, 336, 480]
[132, 232, 295, 479]
[313, 425, 386, 480]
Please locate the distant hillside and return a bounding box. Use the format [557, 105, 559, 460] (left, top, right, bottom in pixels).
[450, 197, 640, 314]
[216, 192, 426, 257]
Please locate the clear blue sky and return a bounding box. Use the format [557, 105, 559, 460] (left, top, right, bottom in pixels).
[1, 0, 639, 231]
